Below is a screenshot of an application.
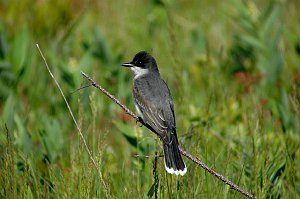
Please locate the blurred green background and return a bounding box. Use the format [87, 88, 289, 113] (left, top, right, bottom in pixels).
[0, 0, 299, 198]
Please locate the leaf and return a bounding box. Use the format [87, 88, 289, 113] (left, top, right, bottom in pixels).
[0, 29, 9, 59]
[261, 5, 280, 40]
[113, 120, 136, 137]
[190, 29, 206, 53]
[91, 28, 111, 63]
[239, 17, 255, 33]
[147, 182, 156, 198]
[10, 25, 29, 73]
[78, 51, 93, 72]
[2, 93, 17, 131]
[41, 116, 64, 163]
[113, 120, 138, 148]
[26, 186, 33, 199]
[61, 66, 75, 88]
[240, 35, 265, 50]
[269, 160, 286, 183]
[278, 89, 296, 132]
[122, 134, 138, 148]
[14, 113, 32, 155]
[0, 62, 11, 69]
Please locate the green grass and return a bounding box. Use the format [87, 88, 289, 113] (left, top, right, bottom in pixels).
[1, 0, 300, 198]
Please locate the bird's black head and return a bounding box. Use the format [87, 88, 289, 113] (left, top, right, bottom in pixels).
[122, 51, 159, 72]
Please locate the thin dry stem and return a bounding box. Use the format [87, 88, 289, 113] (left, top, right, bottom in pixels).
[36, 44, 111, 198]
[81, 71, 256, 199]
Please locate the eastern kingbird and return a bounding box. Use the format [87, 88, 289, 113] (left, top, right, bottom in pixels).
[122, 51, 187, 176]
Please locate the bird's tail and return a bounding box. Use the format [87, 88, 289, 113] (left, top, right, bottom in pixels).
[163, 135, 187, 176]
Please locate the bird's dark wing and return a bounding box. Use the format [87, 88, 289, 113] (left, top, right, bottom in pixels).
[133, 75, 175, 140]
[134, 91, 168, 134]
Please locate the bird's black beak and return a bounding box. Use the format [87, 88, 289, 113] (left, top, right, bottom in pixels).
[122, 62, 134, 67]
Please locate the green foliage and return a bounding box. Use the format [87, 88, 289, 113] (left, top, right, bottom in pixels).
[0, 0, 299, 198]
[224, 0, 298, 132]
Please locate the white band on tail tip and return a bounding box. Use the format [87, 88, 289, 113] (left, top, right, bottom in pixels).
[164, 158, 187, 176]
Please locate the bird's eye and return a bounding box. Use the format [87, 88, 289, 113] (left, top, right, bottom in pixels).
[138, 61, 142, 64]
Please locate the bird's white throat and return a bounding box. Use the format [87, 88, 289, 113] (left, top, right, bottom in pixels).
[131, 66, 149, 79]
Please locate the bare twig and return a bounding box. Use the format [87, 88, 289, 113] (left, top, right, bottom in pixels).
[81, 71, 256, 199]
[133, 154, 164, 159]
[36, 44, 111, 198]
[70, 84, 92, 94]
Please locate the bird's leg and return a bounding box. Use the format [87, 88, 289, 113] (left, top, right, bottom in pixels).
[136, 118, 160, 137]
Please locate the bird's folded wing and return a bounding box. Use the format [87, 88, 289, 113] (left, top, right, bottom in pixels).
[135, 93, 168, 136]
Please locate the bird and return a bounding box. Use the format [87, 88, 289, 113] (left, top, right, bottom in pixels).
[122, 51, 187, 176]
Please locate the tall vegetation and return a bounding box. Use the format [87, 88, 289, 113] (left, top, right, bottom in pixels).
[0, 0, 299, 198]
